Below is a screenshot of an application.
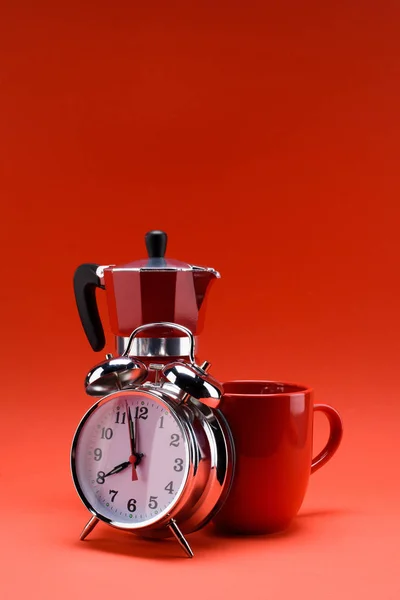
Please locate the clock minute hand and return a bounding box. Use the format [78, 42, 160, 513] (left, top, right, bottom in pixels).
[104, 461, 130, 478]
[126, 403, 139, 481]
[128, 406, 136, 455]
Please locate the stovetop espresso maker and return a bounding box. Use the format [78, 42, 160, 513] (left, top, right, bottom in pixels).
[73, 230, 220, 361]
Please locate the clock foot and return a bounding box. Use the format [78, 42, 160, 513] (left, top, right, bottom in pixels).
[80, 516, 100, 541]
[168, 518, 194, 558]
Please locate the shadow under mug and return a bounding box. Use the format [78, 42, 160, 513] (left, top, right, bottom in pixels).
[213, 380, 343, 535]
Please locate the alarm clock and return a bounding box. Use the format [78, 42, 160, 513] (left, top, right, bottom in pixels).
[71, 323, 235, 558]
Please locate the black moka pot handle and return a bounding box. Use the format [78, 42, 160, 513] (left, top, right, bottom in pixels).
[73, 263, 105, 351]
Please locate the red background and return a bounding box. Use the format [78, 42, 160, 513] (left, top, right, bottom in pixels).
[1, 1, 399, 598]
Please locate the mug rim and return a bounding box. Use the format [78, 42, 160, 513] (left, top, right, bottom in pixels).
[222, 379, 313, 397]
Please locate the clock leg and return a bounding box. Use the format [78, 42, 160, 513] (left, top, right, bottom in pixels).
[168, 518, 194, 558]
[80, 516, 100, 541]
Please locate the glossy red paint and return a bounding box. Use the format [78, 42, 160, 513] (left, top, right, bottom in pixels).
[103, 263, 218, 338]
[214, 381, 343, 534]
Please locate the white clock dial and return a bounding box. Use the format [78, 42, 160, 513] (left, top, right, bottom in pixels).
[72, 391, 189, 528]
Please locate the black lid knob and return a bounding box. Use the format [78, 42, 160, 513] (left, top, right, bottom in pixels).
[145, 230, 167, 258]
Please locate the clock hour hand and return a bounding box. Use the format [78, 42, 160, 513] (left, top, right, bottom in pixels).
[104, 461, 131, 478]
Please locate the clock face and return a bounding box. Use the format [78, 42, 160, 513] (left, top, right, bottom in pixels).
[71, 390, 190, 528]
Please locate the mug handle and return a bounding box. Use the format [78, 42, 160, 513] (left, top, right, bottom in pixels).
[311, 404, 343, 474]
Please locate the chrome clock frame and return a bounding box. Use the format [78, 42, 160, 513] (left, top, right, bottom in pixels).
[71, 385, 235, 557]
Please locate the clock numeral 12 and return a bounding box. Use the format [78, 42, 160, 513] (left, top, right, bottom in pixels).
[135, 406, 148, 420]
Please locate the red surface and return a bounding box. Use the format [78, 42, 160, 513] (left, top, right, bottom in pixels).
[103, 267, 217, 337]
[1, 0, 400, 598]
[215, 382, 343, 534]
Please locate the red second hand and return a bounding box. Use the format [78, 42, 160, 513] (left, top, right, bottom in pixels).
[129, 455, 138, 481]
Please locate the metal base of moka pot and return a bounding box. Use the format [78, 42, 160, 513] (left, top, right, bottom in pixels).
[116, 335, 198, 358]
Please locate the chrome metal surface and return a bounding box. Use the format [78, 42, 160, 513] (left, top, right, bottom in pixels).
[71, 386, 235, 548]
[177, 399, 236, 534]
[71, 388, 195, 533]
[112, 264, 220, 275]
[162, 362, 223, 408]
[148, 363, 164, 385]
[143, 396, 236, 535]
[116, 335, 197, 358]
[192, 265, 220, 278]
[168, 519, 194, 558]
[84, 356, 147, 396]
[80, 516, 99, 541]
[122, 322, 196, 364]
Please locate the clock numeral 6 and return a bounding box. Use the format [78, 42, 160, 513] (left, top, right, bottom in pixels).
[173, 458, 183, 472]
[170, 434, 180, 447]
[165, 481, 174, 495]
[148, 496, 158, 510]
[109, 490, 118, 502]
[127, 498, 137, 513]
[96, 471, 106, 484]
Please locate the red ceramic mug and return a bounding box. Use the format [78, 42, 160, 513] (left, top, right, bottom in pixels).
[213, 381, 343, 534]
